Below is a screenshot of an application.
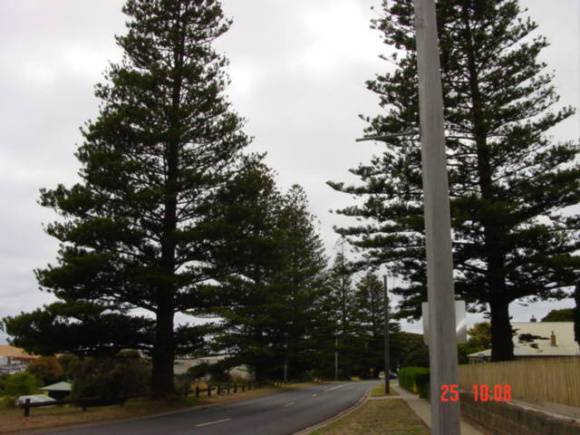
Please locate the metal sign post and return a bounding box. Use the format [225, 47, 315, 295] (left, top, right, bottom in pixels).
[413, 0, 461, 433]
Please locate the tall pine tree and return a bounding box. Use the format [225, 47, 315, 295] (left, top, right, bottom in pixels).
[3, 0, 249, 396]
[210, 182, 327, 381]
[274, 185, 328, 380]
[329, 0, 579, 361]
[352, 271, 400, 378]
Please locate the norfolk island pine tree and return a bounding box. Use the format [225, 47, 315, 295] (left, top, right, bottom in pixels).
[3, 0, 252, 397]
[328, 0, 579, 361]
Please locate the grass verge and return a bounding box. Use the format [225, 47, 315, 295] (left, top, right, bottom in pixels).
[370, 384, 399, 397]
[310, 398, 428, 435]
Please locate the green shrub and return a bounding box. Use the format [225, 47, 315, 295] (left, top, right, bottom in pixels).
[401, 347, 430, 368]
[415, 372, 430, 399]
[27, 356, 64, 385]
[0, 396, 16, 409]
[2, 372, 39, 396]
[72, 353, 151, 400]
[0, 374, 9, 395]
[57, 353, 81, 380]
[398, 367, 430, 398]
[186, 362, 211, 380]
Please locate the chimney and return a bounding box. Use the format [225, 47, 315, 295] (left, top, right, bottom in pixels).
[530, 315, 537, 323]
[550, 331, 557, 347]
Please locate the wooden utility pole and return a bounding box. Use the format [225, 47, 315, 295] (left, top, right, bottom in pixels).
[413, 0, 461, 434]
[383, 275, 390, 394]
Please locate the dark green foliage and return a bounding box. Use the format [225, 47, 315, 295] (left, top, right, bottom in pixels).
[3, 303, 154, 357]
[542, 309, 574, 322]
[390, 331, 428, 369]
[466, 322, 492, 350]
[57, 354, 81, 381]
[351, 272, 401, 378]
[458, 321, 496, 363]
[0, 374, 7, 395]
[329, 0, 579, 362]
[401, 345, 429, 368]
[208, 167, 328, 381]
[398, 367, 430, 398]
[1, 372, 39, 397]
[186, 362, 211, 380]
[2, 0, 250, 397]
[26, 356, 64, 386]
[71, 352, 151, 400]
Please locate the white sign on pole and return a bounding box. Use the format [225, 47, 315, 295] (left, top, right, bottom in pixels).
[422, 300, 467, 346]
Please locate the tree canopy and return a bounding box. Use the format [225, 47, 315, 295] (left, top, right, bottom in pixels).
[329, 0, 579, 361]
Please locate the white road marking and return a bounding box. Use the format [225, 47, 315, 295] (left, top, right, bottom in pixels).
[284, 401, 295, 407]
[195, 418, 232, 427]
[312, 393, 318, 397]
[325, 384, 346, 393]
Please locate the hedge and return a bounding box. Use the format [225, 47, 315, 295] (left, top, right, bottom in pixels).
[398, 367, 430, 399]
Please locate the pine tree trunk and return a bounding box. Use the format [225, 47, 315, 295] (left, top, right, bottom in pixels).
[490, 299, 514, 361]
[152, 304, 175, 397]
[574, 284, 580, 347]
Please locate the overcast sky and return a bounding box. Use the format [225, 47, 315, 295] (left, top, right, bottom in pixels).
[1, 0, 578, 343]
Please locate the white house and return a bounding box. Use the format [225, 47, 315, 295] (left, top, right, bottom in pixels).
[468, 321, 579, 362]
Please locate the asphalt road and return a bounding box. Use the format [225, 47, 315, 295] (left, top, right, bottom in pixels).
[46, 381, 375, 435]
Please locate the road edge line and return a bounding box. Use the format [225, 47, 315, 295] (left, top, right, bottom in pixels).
[292, 383, 373, 435]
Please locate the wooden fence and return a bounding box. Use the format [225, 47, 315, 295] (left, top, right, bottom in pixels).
[21, 397, 126, 417]
[459, 357, 580, 407]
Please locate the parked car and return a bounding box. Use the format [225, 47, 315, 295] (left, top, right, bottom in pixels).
[378, 371, 398, 380]
[16, 395, 56, 406]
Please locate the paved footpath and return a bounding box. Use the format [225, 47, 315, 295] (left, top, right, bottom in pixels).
[45, 381, 374, 435]
[392, 383, 484, 435]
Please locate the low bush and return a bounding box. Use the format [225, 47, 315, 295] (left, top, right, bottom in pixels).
[398, 367, 430, 399]
[1, 372, 39, 397]
[71, 352, 151, 400]
[0, 396, 16, 409]
[27, 356, 64, 385]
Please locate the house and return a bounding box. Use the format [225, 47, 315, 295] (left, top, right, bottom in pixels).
[468, 321, 580, 362]
[0, 345, 38, 374]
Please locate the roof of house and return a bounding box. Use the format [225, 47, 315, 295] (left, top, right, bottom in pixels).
[0, 345, 38, 360]
[39, 381, 72, 392]
[469, 322, 580, 358]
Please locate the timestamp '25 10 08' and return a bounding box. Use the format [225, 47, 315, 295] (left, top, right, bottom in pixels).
[440, 384, 512, 402]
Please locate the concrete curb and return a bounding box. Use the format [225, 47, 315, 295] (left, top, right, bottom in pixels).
[292, 384, 373, 435]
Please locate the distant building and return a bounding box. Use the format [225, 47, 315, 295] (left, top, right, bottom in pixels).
[0, 345, 38, 374]
[174, 355, 253, 381]
[468, 321, 580, 362]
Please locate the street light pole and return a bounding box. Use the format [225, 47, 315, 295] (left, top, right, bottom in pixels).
[383, 275, 390, 395]
[413, 0, 460, 434]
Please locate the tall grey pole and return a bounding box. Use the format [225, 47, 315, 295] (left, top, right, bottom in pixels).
[383, 275, 390, 394]
[413, 0, 460, 434]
